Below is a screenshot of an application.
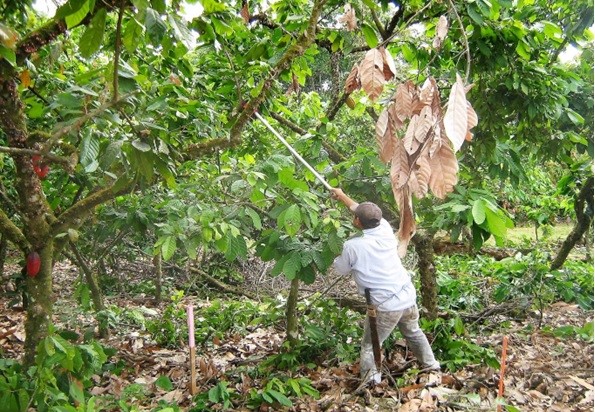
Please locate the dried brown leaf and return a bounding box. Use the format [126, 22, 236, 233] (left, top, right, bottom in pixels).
[390, 139, 409, 190]
[433, 15, 448, 49]
[415, 105, 434, 143]
[443, 73, 468, 152]
[344, 63, 360, 93]
[360, 49, 386, 101]
[393, 186, 415, 258]
[240, 2, 250, 23]
[403, 115, 421, 155]
[393, 81, 417, 120]
[388, 103, 404, 130]
[338, 3, 357, 31]
[418, 77, 436, 108]
[410, 148, 431, 199]
[428, 123, 442, 157]
[381, 46, 397, 81]
[376, 108, 396, 163]
[467, 101, 478, 129]
[428, 141, 458, 199]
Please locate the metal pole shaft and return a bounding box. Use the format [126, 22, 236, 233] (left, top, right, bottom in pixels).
[254, 112, 333, 191]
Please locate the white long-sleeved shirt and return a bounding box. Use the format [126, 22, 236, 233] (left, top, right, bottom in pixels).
[333, 218, 416, 311]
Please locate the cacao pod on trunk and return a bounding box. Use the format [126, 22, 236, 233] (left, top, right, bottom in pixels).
[26, 251, 41, 277]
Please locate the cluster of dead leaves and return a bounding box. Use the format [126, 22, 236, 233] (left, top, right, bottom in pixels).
[344, 46, 477, 256]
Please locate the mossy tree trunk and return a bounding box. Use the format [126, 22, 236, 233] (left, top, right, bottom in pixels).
[551, 176, 594, 270]
[71, 244, 108, 338]
[23, 244, 54, 365]
[286, 277, 300, 347]
[412, 230, 438, 320]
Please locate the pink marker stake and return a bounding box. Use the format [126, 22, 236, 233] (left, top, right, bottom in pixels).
[187, 305, 197, 395]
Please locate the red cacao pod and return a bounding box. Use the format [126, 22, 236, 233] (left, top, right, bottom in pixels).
[36, 164, 50, 178]
[32, 155, 49, 179]
[26, 251, 41, 277]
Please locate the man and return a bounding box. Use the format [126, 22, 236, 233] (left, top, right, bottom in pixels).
[331, 188, 440, 385]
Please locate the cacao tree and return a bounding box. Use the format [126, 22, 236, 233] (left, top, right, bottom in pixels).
[0, 0, 592, 364]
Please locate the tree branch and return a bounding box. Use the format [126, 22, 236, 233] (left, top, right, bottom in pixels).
[0, 146, 72, 168]
[447, 0, 471, 81]
[229, 0, 328, 146]
[0, 207, 29, 252]
[51, 180, 135, 238]
[16, 0, 128, 63]
[113, 0, 126, 102]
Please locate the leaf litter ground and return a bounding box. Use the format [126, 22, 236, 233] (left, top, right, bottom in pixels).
[0, 259, 592, 411]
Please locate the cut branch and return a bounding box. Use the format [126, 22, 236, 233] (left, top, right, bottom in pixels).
[189, 266, 259, 300]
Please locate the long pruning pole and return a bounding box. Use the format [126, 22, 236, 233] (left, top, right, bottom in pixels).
[254, 111, 333, 191]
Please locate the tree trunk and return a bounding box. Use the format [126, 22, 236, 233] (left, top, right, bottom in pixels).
[286, 277, 300, 347]
[70, 244, 108, 338]
[551, 176, 594, 270]
[0, 234, 6, 277]
[412, 230, 437, 320]
[154, 253, 162, 304]
[24, 244, 54, 366]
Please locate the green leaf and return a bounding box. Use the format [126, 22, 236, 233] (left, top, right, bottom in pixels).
[327, 231, 342, 255]
[282, 252, 301, 280]
[151, 0, 166, 13]
[466, 4, 484, 25]
[146, 8, 167, 45]
[55, 0, 87, 21]
[566, 109, 585, 125]
[515, 41, 531, 60]
[132, 139, 152, 152]
[267, 389, 292, 407]
[471, 199, 486, 224]
[211, 16, 233, 36]
[361, 24, 378, 48]
[65, 0, 90, 29]
[168, 14, 194, 48]
[484, 208, 508, 239]
[161, 236, 177, 261]
[99, 140, 122, 170]
[79, 9, 107, 58]
[226, 235, 248, 261]
[453, 316, 465, 335]
[131, 0, 150, 11]
[123, 18, 144, 53]
[69, 380, 85, 405]
[202, 0, 228, 14]
[155, 375, 173, 391]
[244, 207, 262, 229]
[0, 45, 16, 66]
[282, 204, 301, 236]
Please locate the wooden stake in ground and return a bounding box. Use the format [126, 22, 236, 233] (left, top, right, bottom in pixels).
[187, 304, 197, 395]
[497, 335, 509, 412]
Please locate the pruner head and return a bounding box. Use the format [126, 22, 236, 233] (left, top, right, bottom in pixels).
[240, 100, 259, 119]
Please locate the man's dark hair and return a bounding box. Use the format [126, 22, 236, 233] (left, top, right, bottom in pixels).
[355, 202, 382, 229]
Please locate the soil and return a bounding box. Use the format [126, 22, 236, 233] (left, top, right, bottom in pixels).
[0, 258, 593, 411]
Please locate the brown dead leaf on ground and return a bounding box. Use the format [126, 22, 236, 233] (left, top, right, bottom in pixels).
[0, 260, 592, 411]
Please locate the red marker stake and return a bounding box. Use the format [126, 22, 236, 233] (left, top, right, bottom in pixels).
[187, 305, 197, 395]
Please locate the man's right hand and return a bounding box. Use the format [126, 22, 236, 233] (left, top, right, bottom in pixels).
[331, 188, 345, 200]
